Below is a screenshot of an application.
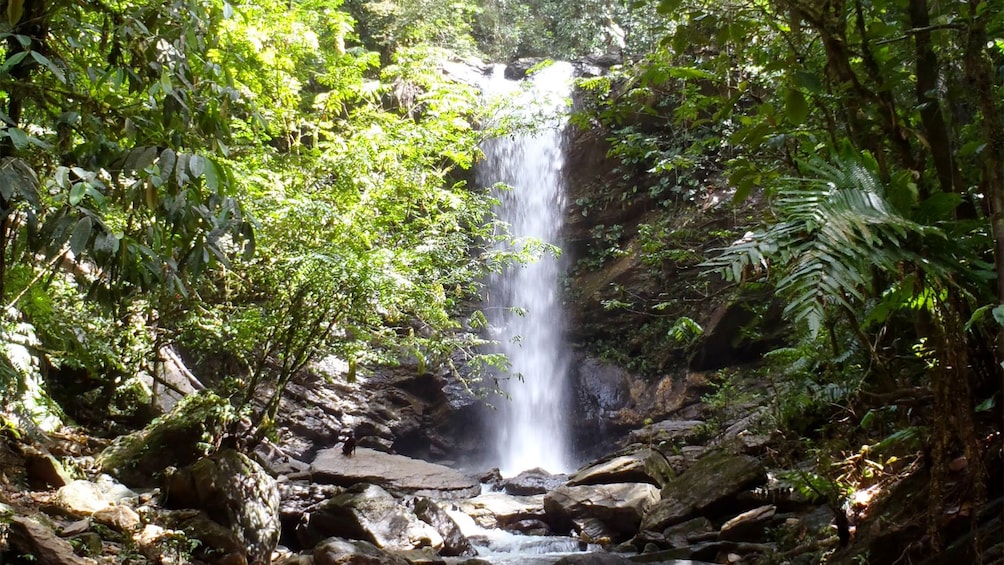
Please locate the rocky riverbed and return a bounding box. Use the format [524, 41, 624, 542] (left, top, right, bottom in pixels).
[3, 351, 999, 564]
[0, 355, 847, 565]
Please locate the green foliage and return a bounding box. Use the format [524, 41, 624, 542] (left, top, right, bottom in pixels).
[775, 466, 852, 507]
[705, 152, 946, 338]
[0, 0, 526, 437]
[700, 368, 752, 431]
[473, 0, 661, 60]
[666, 316, 702, 346]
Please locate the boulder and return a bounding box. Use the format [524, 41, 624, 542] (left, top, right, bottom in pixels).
[164, 448, 280, 565]
[310, 447, 479, 499]
[457, 491, 546, 530]
[55, 480, 114, 516]
[297, 483, 444, 552]
[93, 474, 139, 503]
[96, 391, 230, 488]
[501, 467, 568, 495]
[312, 537, 409, 565]
[544, 483, 660, 541]
[640, 450, 765, 533]
[409, 497, 477, 557]
[574, 516, 618, 544]
[568, 446, 674, 488]
[6, 516, 95, 565]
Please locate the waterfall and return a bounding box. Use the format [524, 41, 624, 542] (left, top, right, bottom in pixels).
[478, 62, 574, 477]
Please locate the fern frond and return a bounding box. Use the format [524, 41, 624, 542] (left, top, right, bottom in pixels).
[705, 154, 945, 337]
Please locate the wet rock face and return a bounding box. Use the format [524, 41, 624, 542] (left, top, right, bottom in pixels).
[572, 357, 633, 450]
[270, 356, 485, 464]
[689, 300, 785, 371]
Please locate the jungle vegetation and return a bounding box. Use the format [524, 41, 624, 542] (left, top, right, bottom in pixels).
[0, 0, 1001, 558]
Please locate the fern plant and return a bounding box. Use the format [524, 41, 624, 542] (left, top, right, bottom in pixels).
[705, 152, 946, 338]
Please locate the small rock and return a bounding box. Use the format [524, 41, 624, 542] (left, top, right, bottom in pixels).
[507, 518, 551, 536]
[59, 518, 92, 537]
[719, 505, 775, 541]
[93, 504, 142, 533]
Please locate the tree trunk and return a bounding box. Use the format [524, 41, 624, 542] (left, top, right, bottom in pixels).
[908, 0, 960, 197]
[963, 0, 1004, 364]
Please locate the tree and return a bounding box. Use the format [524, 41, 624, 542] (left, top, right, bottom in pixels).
[0, 0, 512, 442]
[596, 0, 1002, 552]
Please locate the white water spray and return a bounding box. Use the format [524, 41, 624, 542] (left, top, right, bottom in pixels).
[478, 62, 575, 477]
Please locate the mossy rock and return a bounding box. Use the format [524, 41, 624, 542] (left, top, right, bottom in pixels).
[96, 391, 231, 488]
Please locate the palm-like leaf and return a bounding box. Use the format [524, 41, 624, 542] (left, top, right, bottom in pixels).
[706, 155, 945, 336]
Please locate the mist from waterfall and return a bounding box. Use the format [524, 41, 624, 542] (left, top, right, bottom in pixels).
[477, 62, 574, 477]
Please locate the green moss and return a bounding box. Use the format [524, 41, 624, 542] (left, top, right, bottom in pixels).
[96, 391, 233, 487]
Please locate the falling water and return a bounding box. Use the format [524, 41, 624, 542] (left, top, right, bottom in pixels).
[478, 62, 574, 477]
